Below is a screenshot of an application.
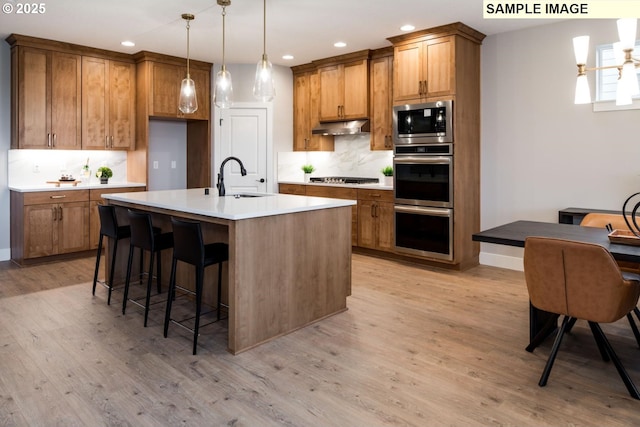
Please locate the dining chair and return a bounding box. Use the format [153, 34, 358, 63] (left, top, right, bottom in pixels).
[523, 236, 640, 399]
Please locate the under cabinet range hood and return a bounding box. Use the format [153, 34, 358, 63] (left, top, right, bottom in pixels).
[312, 120, 370, 135]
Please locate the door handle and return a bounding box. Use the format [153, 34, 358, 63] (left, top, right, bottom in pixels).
[58, 206, 62, 221]
[256, 178, 265, 183]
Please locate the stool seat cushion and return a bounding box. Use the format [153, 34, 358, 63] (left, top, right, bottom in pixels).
[204, 243, 229, 267]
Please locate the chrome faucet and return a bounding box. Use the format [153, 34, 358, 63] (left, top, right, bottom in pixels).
[217, 156, 247, 196]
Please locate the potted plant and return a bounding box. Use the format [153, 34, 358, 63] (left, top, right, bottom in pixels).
[96, 166, 113, 184]
[381, 166, 393, 186]
[301, 164, 315, 183]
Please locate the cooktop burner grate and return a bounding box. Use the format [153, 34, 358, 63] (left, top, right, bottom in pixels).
[309, 177, 379, 184]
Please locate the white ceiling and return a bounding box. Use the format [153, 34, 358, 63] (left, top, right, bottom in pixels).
[0, 0, 561, 67]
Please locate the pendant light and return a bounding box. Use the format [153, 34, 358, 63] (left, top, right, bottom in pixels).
[214, 0, 233, 109]
[253, 0, 275, 102]
[178, 13, 198, 114]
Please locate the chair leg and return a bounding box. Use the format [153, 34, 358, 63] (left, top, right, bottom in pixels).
[587, 321, 610, 362]
[217, 262, 223, 321]
[589, 321, 640, 400]
[539, 316, 570, 387]
[144, 251, 155, 327]
[193, 266, 204, 355]
[107, 238, 119, 306]
[92, 234, 103, 296]
[122, 245, 135, 315]
[164, 258, 178, 338]
[156, 249, 162, 294]
[565, 317, 578, 334]
[634, 307, 640, 323]
[527, 313, 559, 353]
[627, 312, 640, 348]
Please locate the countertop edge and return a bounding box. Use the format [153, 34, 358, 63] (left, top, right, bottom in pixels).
[9, 182, 147, 192]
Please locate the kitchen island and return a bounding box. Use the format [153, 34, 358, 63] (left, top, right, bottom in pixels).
[103, 188, 355, 354]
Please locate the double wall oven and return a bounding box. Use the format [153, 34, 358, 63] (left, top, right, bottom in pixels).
[393, 100, 454, 260]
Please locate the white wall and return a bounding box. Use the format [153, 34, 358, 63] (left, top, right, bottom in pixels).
[0, 42, 10, 261]
[147, 120, 187, 191]
[481, 19, 640, 270]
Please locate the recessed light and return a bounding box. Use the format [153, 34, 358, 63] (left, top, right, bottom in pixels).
[121, 41, 135, 47]
[282, 54, 294, 60]
[334, 41, 347, 48]
[400, 24, 415, 32]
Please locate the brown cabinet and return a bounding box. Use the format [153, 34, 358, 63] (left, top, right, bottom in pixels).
[369, 50, 394, 151]
[11, 190, 90, 262]
[89, 187, 145, 249]
[392, 36, 454, 103]
[318, 58, 369, 121]
[305, 186, 358, 246]
[278, 183, 306, 195]
[292, 68, 334, 151]
[357, 189, 394, 252]
[10, 44, 81, 149]
[82, 57, 136, 150]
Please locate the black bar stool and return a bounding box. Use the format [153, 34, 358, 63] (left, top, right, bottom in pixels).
[122, 210, 174, 327]
[164, 217, 229, 355]
[92, 204, 132, 305]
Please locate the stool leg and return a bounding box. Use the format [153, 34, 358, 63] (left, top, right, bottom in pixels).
[217, 262, 223, 321]
[92, 234, 104, 296]
[193, 266, 204, 355]
[164, 257, 178, 338]
[144, 251, 155, 327]
[156, 249, 162, 294]
[122, 245, 135, 315]
[107, 237, 119, 306]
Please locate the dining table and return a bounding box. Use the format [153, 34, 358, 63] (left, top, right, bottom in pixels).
[472, 220, 640, 347]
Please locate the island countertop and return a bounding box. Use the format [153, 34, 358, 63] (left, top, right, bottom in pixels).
[102, 188, 356, 221]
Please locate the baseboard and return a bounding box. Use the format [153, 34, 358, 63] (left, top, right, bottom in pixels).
[479, 251, 523, 271]
[0, 248, 10, 262]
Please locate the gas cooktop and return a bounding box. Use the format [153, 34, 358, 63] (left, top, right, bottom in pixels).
[309, 177, 379, 184]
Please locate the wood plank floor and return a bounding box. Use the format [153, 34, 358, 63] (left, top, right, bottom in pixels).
[1, 253, 639, 426]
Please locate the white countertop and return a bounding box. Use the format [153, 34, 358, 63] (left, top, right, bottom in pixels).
[9, 181, 146, 192]
[103, 188, 357, 221]
[279, 180, 393, 191]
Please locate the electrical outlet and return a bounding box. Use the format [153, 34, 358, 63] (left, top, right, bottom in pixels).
[153, 161, 159, 169]
[33, 164, 40, 173]
[171, 161, 176, 169]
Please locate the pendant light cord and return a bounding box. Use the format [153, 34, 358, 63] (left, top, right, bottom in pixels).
[186, 18, 191, 78]
[262, 0, 266, 58]
[222, 6, 227, 68]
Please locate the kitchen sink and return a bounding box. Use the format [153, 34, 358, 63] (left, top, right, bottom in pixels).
[231, 193, 273, 198]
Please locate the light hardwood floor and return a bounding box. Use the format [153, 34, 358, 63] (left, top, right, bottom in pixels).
[1, 253, 639, 426]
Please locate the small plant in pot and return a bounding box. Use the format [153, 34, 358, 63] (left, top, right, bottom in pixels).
[381, 166, 393, 186]
[96, 166, 113, 184]
[301, 164, 315, 182]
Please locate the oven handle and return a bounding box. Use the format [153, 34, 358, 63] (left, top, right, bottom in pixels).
[393, 156, 451, 164]
[394, 205, 452, 217]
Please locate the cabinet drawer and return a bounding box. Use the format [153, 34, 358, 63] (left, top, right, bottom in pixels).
[90, 186, 145, 201]
[24, 190, 89, 205]
[279, 184, 306, 196]
[357, 189, 394, 203]
[306, 186, 357, 200]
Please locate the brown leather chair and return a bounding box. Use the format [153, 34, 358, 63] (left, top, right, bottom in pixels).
[524, 236, 640, 399]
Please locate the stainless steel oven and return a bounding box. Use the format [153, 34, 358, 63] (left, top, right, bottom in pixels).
[394, 142, 454, 260]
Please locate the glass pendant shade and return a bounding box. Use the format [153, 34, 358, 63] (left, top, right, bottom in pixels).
[253, 55, 275, 102]
[179, 76, 198, 113]
[617, 18, 638, 50]
[622, 62, 640, 95]
[214, 66, 234, 109]
[573, 36, 589, 64]
[616, 78, 633, 105]
[574, 74, 591, 104]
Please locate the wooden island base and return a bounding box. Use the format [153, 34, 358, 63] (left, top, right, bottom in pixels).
[106, 199, 352, 354]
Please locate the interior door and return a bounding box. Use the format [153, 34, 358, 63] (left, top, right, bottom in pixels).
[216, 105, 269, 194]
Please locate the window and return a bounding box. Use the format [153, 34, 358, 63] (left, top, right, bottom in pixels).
[594, 42, 640, 110]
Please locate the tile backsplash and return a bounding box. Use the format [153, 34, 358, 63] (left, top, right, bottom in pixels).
[8, 149, 128, 186]
[277, 135, 393, 182]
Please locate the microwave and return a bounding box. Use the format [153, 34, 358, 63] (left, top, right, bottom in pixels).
[393, 100, 453, 145]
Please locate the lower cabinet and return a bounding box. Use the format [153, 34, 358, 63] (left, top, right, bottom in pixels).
[357, 189, 394, 252]
[305, 186, 359, 246]
[89, 187, 145, 249]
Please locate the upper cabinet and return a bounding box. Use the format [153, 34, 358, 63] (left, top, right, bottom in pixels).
[292, 65, 334, 151]
[82, 57, 136, 150]
[369, 48, 394, 151]
[317, 51, 370, 122]
[9, 41, 81, 149]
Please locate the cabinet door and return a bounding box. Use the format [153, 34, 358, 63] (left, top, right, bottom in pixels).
[377, 201, 395, 252]
[293, 73, 310, 151]
[151, 62, 181, 117]
[16, 47, 49, 149]
[342, 60, 368, 119]
[393, 41, 423, 103]
[308, 71, 334, 151]
[109, 60, 136, 149]
[370, 55, 393, 151]
[425, 37, 454, 98]
[24, 204, 56, 258]
[319, 65, 343, 121]
[189, 67, 211, 120]
[89, 200, 101, 249]
[51, 52, 81, 149]
[82, 56, 109, 149]
[357, 200, 377, 249]
[58, 201, 90, 254]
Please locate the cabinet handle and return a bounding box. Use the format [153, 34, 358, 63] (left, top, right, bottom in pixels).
[47, 133, 52, 148]
[50, 195, 67, 199]
[58, 206, 63, 220]
[52, 206, 57, 221]
[53, 133, 57, 148]
[370, 204, 375, 218]
[423, 80, 428, 95]
[370, 193, 381, 198]
[105, 136, 109, 149]
[110, 135, 114, 148]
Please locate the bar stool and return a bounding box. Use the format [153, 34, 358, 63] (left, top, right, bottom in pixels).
[122, 210, 174, 327]
[92, 204, 132, 305]
[164, 217, 229, 355]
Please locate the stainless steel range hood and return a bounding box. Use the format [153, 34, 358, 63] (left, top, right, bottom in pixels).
[312, 120, 370, 135]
